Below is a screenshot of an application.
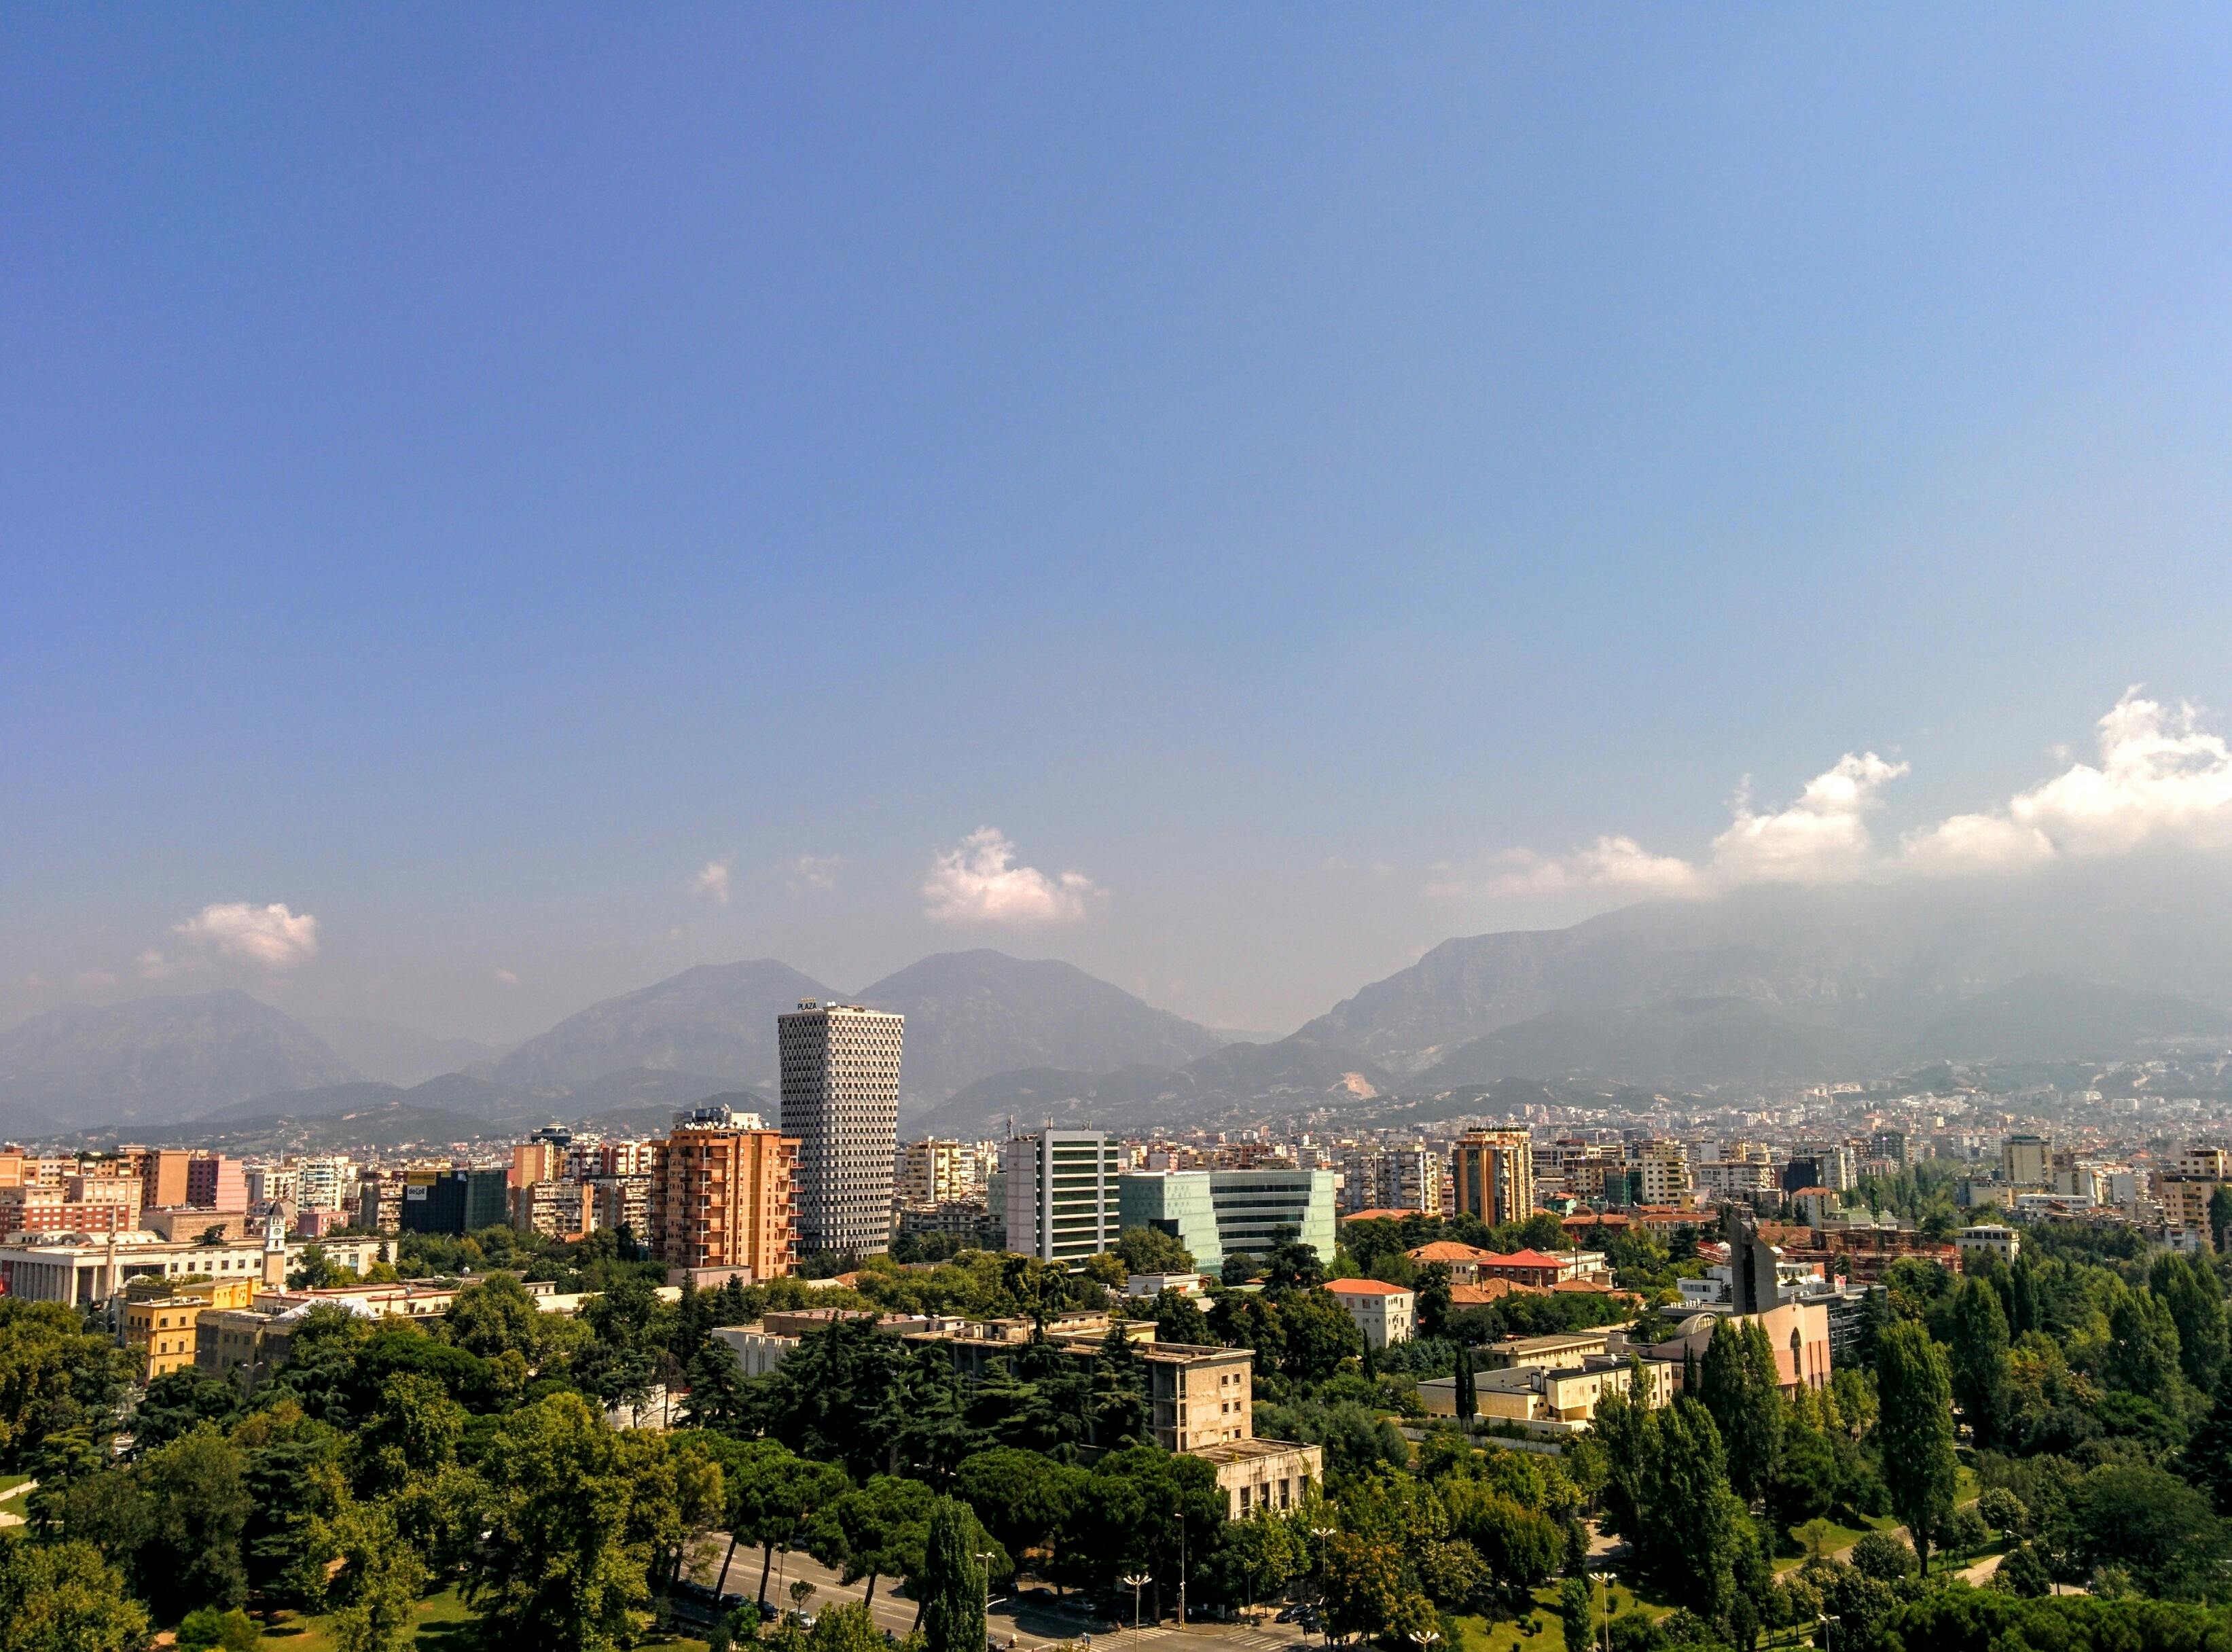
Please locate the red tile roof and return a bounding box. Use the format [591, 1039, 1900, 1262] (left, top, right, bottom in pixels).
[1323, 1277, 1414, 1297]
[1345, 1208, 1431, 1221]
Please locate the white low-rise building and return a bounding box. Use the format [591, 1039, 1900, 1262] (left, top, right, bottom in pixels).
[1321, 1277, 1415, 1348]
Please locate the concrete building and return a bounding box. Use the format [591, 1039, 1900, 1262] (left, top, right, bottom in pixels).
[779, 1001, 903, 1257]
[1321, 1277, 1415, 1348]
[1452, 1130, 1535, 1225]
[186, 1155, 247, 1210]
[139, 1149, 194, 1210]
[514, 1178, 595, 1240]
[122, 1276, 257, 1379]
[647, 1105, 799, 1281]
[2002, 1134, 2051, 1189]
[897, 1139, 984, 1206]
[397, 1168, 510, 1236]
[1002, 1130, 1120, 1263]
[245, 1165, 300, 1207]
[1422, 1353, 1672, 1428]
[295, 1157, 353, 1211]
[0, 1232, 391, 1308]
[1956, 1223, 2021, 1264]
[1117, 1168, 1337, 1274]
[1630, 1140, 1690, 1206]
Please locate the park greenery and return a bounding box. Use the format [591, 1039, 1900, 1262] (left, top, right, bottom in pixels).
[2, 1211, 2232, 1652]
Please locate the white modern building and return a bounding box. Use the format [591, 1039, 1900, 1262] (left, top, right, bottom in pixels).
[1002, 1129, 1121, 1263]
[779, 1001, 904, 1257]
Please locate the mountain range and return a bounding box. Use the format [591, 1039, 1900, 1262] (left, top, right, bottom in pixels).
[12, 861, 2232, 1138]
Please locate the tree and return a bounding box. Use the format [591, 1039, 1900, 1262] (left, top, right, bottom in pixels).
[805, 1601, 886, 1652]
[471, 1390, 683, 1651]
[2151, 1253, 2229, 1391]
[2104, 1287, 2183, 1399]
[1089, 1325, 1151, 1446]
[1453, 1346, 1476, 1422]
[445, 1273, 554, 1364]
[954, 1446, 1087, 1570]
[1113, 1227, 1194, 1276]
[0, 1299, 132, 1468]
[2064, 1463, 2229, 1598]
[0, 1538, 149, 1652]
[1649, 1397, 1740, 1622]
[350, 1371, 465, 1501]
[1318, 1532, 1405, 1642]
[810, 1474, 935, 1604]
[1414, 1262, 1453, 1340]
[1276, 1289, 1365, 1385]
[234, 1404, 348, 1606]
[918, 1497, 989, 1652]
[1212, 1511, 1308, 1614]
[2213, 1187, 2232, 1258]
[319, 1498, 430, 1652]
[1148, 1288, 1212, 1347]
[1265, 1240, 1327, 1291]
[761, 1318, 908, 1481]
[1947, 1275, 2012, 1444]
[1994, 1541, 2053, 1598]
[1874, 1323, 1958, 1575]
[1696, 1318, 1780, 1504]
[1848, 1532, 1915, 1581]
[1221, 1252, 1261, 1287]
[728, 1441, 852, 1609]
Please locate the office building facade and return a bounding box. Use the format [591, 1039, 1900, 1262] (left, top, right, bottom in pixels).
[779, 1002, 903, 1257]
[1118, 1168, 1338, 1274]
[1001, 1130, 1121, 1262]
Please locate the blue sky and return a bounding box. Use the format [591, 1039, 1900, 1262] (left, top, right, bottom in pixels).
[5, 7, 2232, 1039]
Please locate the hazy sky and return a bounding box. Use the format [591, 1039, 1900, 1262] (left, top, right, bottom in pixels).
[6, 8, 2232, 1042]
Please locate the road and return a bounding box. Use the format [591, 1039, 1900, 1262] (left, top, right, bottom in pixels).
[706, 1536, 1322, 1652]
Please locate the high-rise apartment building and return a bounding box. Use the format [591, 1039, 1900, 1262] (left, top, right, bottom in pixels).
[141, 1149, 194, 1210]
[779, 1002, 903, 1257]
[1452, 1130, 1535, 1226]
[245, 1165, 300, 1207]
[1630, 1139, 1689, 1206]
[897, 1138, 984, 1206]
[647, 1104, 799, 1280]
[1002, 1130, 1121, 1262]
[295, 1157, 353, 1211]
[2002, 1133, 2051, 1188]
[186, 1155, 247, 1210]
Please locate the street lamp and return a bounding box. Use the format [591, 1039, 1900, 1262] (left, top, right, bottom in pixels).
[977, 1551, 998, 1644]
[1308, 1527, 1336, 1645]
[1121, 1575, 1151, 1632]
[1817, 1613, 1841, 1651]
[1589, 1572, 1613, 1652]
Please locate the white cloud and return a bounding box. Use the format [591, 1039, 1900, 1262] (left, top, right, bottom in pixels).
[494, 969, 520, 986]
[1710, 753, 1908, 885]
[689, 859, 732, 906]
[922, 827, 1102, 925]
[1903, 689, 2232, 872]
[1471, 753, 1906, 899]
[787, 855, 842, 896]
[175, 901, 320, 967]
[1479, 836, 1704, 898]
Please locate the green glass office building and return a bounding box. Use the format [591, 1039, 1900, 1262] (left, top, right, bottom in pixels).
[1117, 1168, 1336, 1274]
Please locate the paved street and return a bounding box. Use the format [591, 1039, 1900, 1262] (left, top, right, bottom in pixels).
[706, 1535, 1321, 1652]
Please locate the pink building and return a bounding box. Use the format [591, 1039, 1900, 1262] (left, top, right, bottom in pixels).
[187, 1154, 248, 1210]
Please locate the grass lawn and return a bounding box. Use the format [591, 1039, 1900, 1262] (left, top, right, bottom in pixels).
[0, 1474, 30, 1501]
[256, 1590, 715, 1652]
[1450, 1575, 1674, 1652]
[257, 1587, 480, 1651]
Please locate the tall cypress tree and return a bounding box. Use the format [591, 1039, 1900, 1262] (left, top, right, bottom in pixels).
[1697, 1318, 1780, 1505]
[1874, 1323, 1958, 1574]
[918, 1498, 988, 1652]
[1946, 1276, 2011, 1446]
[1454, 1346, 1476, 1421]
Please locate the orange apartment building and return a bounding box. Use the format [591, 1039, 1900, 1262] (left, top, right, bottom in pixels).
[647, 1109, 798, 1285]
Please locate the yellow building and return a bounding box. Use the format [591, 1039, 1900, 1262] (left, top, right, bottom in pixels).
[122, 1276, 256, 1379]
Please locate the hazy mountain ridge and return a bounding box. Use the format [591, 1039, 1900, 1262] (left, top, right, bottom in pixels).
[0, 989, 357, 1127]
[1302, 865, 2232, 1086]
[492, 960, 836, 1092]
[853, 950, 1225, 1109]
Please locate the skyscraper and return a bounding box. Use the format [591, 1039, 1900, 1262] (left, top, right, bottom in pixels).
[779, 1001, 903, 1257]
[1451, 1129, 1535, 1226]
